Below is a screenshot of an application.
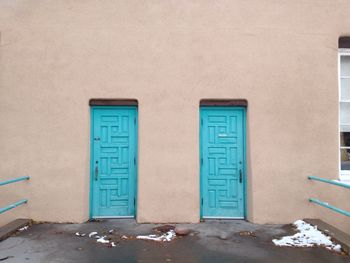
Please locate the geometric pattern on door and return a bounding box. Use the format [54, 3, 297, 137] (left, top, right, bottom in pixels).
[91, 106, 137, 218]
[200, 107, 245, 218]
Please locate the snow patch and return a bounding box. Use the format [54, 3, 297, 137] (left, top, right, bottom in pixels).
[137, 230, 176, 242]
[272, 220, 342, 252]
[74, 228, 177, 246]
[19, 226, 29, 231]
[74, 230, 119, 247]
[89, 232, 98, 238]
[96, 236, 110, 244]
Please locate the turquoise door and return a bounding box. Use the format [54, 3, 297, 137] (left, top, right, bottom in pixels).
[200, 107, 246, 218]
[91, 106, 137, 218]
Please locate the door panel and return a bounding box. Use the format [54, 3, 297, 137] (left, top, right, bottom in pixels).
[201, 107, 245, 218]
[91, 106, 137, 217]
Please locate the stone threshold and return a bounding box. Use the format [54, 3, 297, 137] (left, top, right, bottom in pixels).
[0, 218, 32, 242]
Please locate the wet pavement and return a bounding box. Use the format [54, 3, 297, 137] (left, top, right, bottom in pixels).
[0, 220, 349, 263]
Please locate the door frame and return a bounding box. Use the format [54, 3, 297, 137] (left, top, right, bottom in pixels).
[89, 105, 138, 219]
[199, 106, 247, 220]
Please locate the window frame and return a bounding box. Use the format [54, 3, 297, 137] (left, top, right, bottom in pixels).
[339, 48, 350, 181]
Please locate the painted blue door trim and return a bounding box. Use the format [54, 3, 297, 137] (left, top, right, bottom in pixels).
[90, 106, 138, 218]
[200, 106, 247, 219]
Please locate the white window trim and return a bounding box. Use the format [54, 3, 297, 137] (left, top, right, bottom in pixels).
[338, 49, 350, 181]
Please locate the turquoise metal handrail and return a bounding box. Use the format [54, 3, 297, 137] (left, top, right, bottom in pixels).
[0, 199, 28, 214]
[0, 176, 30, 187]
[309, 198, 350, 217]
[308, 176, 350, 217]
[0, 176, 30, 214]
[308, 176, 350, 189]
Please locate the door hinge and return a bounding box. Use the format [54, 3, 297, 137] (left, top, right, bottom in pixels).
[134, 197, 136, 206]
[134, 117, 136, 125]
[201, 198, 203, 206]
[201, 118, 203, 126]
[201, 157, 203, 166]
[134, 157, 136, 166]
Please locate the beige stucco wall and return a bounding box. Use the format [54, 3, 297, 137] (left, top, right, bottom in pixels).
[0, 0, 350, 233]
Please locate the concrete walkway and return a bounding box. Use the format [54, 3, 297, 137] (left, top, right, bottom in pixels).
[0, 220, 348, 263]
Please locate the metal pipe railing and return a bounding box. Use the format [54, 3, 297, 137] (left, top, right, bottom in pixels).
[308, 176, 350, 189]
[0, 176, 30, 187]
[0, 199, 28, 214]
[0, 176, 30, 214]
[309, 198, 350, 217]
[308, 175, 350, 217]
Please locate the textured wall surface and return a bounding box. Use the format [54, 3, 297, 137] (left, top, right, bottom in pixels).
[0, 0, 349, 233]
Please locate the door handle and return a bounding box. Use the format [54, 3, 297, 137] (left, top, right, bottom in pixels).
[95, 161, 99, 181]
[239, 169, 242, 183]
